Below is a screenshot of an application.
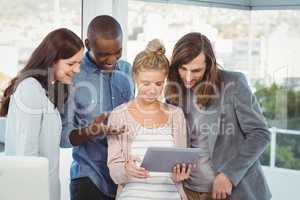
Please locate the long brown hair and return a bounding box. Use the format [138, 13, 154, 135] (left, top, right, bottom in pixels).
[0, 28, 83, 116]
[165, 32, 222, 108]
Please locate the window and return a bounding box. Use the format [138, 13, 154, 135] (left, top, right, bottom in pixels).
[0, 0, 82, 90]
[128, 0, 300, 170]
[128, 0, 250, 72]
[251, 10, 300, 170]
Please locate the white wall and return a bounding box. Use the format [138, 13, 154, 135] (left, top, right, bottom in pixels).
[263, 166, 300, 200]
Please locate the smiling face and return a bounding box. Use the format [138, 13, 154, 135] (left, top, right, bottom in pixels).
[53, 48, 84, 84]
[135, 69, 167, 104]
[86, 36, 122, 72]
[178, 52, 206, 89]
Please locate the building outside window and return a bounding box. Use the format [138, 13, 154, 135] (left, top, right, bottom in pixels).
[0, 0, 82, 91]
[128, 0, 300, 170]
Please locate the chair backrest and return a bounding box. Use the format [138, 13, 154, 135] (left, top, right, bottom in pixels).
[0, 156, 49, 200]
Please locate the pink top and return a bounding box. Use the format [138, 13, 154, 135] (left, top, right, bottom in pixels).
[107, 103, 188, 199]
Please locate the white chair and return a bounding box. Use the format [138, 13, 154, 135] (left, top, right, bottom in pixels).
[0, 116, 72, 200]
[0, 156, 49, 200]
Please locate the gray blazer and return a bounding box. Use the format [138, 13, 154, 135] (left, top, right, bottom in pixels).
[186, 70, 271, 200]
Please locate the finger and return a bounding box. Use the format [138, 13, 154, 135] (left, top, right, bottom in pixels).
[131, 167, 149, 178]
[174, 164, 180, 181]
[126, 163, 148, 178]
[107, 127, 115, 134]
[176, 164, 180, 174]
[221, 191, 227, 199]
[101, 124, 109, 133]
[181, 163, 186, 175]
[134, 164, 148, 175]
[88, 123, 101, 136]
[109, 127, 119, 134]
[120, 125, 126, 131]
[216, 191, 221, 199]
[186, 164, 192, 177]
[107, 125, 114, 132]
[105, 125, 124, 135]
[117, 126, 128, 135]
[212, 190, 217, 199]
[172, 166, 177, 181]
[172, 166, 176, 173]
[117, 126, 125, 133]
[220, 191, 226, 200]
[227, 188, 232, 196]
[109, 126, 121, 134]
[94, 113, 109, 123]
[128, 170, 147, 178]
[131, 155, 141, 163]
[114, 127, 127, 135]
[129, 170, 147, 178]
[226, 193, 231, 200]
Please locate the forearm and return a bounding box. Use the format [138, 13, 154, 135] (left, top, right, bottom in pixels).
[69, 123, 105, 146]
[109, 163, 128, 184]
[107, 135, 129, 184]
[220, 73, 271, 185]
[218, 129, 270, 186]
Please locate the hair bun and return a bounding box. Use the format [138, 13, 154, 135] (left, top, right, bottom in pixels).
[145, 39, 165, 55]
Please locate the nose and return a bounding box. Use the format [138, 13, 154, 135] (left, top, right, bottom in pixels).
[149, 84, 157, 94]
[106, 55, 118, 65]
[185, 70, 192, 82]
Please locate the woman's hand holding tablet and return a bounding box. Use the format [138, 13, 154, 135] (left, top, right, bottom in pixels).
[141, 147, 203, 173]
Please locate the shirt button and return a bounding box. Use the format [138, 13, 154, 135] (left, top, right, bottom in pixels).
[112, 96, 115, 100]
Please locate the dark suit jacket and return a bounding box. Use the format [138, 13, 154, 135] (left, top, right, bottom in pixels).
[185, 70, 271, 200]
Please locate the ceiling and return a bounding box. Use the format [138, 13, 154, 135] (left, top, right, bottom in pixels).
[140, 0, 300, 10]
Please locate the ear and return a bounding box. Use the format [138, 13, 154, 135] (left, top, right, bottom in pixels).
[117, 34, 123, 44]
[52, 59, 59, 67]
[85, 39, 90, 51]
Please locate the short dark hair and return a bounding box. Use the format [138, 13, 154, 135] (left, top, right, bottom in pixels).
[87, 15, 122, 42]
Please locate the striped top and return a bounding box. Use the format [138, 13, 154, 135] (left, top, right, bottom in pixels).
[118, 121, 181, 200]
[107, 103, 188, 199]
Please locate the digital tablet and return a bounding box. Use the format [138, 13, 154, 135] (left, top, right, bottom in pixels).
[140, 147, 205, 172]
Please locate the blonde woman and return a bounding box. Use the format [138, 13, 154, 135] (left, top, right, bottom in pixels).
[107, 39, 191, 200]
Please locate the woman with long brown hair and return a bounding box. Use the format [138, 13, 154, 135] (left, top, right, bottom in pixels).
[1, 28, 84, 200]
[166, 32, 271, 200]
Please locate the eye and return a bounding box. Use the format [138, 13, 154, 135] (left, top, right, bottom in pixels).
[192, 69, 202, 73]
[67, 62, 80, 67]
[141, 81, 151, 86]
[156, 82, 163, 86]
[116, 51, 122, 56]
[179, 67, 184, 70]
